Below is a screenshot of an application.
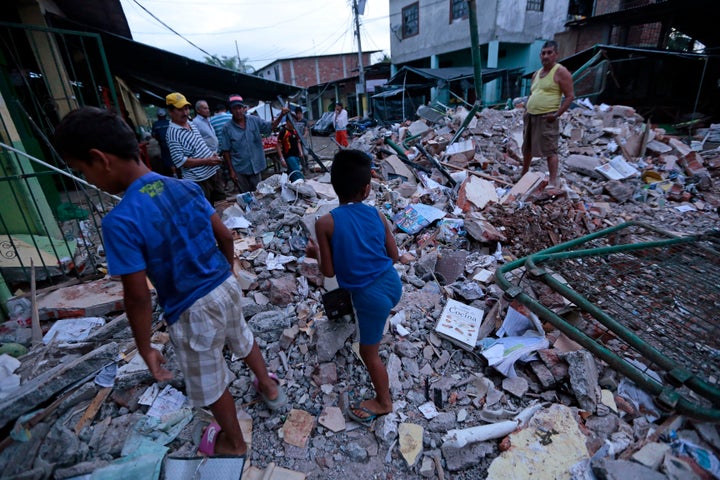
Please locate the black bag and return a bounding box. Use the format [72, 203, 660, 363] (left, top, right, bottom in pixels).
[321, 288, 354, 320]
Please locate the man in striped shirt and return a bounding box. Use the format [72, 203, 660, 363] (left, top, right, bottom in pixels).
[165, 92, 225, 204]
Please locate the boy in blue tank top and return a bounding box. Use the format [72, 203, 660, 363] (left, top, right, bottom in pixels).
[306, 149, 402, 425]
[54, 107, 286, 459]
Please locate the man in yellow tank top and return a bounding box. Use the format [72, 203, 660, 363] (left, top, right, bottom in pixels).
[522, 40, 574, 188]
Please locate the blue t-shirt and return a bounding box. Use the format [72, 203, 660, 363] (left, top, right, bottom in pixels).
[330, 202, 393, 290]
[102, 172, 231, 324]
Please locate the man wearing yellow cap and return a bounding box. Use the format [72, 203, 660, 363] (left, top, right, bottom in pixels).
[164, 92, 225, 203]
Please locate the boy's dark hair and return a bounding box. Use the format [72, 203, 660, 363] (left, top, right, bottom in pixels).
[294, 106, 303, 114]
[331, 149, 371, 200]
[54, 106, 139, 164]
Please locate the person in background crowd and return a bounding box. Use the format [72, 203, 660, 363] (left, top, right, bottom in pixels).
[220, 94, 288, 193]
[192, 99, 219, 153]
[334, 101, 349, 147]
[293, 106, 310, 171]
[165, 92, 225, 204]
[210, 103, 233, 148]
[210, 102, 234, 192]
[276, 114, 305, 182]
[151, 108, 175, 177]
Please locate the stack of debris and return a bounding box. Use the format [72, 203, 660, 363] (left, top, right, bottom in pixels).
[0, 101, 719, 480]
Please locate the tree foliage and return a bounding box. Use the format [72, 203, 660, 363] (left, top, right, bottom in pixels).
[204, 55, 255, 74]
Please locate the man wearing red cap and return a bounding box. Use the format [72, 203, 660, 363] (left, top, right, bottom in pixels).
[219, 95, 288, 193]
[165, 92, 225, 203]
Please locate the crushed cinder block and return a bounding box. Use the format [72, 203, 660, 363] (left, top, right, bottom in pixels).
[445, 139, 475, 161]
[632, 442, 671, 470]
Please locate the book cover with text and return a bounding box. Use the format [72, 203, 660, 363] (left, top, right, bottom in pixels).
[435, 299, 485, 350]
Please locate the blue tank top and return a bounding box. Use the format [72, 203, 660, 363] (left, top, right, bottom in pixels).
[330, 203, 393, 290]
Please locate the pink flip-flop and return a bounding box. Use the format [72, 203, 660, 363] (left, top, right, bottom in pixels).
[198, 422, 221, 456]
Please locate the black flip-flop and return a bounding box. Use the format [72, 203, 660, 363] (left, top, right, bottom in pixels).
[347, 402, 381, 426]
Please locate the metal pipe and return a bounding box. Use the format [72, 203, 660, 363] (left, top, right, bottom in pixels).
[466, 0, 483, 104]
[0, 142, 121, 201]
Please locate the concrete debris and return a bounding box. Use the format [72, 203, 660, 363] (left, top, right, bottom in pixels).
[1, 101, 719, 479]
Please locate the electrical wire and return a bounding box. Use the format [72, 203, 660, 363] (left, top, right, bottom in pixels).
[128, 0, 221, 62]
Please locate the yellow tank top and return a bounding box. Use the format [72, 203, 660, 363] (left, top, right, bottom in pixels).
[526, 64, 561, 115]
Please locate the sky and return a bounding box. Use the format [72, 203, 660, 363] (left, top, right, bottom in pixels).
[118, 0, 391, 71]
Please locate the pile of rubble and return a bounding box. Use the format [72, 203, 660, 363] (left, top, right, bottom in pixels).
[1, 102, 719, 480]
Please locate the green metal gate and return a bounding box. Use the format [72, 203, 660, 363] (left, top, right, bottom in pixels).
[496, 221, 720, 421]
[0, 21, 121, 315]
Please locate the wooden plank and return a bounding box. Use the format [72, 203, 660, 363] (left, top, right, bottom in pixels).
[74, 387, 112, 434]
[0, 383, 83, 454]
[500, 171, 544, 204]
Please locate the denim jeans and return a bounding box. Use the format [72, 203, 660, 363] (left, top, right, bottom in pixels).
[285, 156, 305, 182]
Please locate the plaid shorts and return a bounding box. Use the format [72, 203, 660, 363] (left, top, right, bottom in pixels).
[169, 276, 254, 407]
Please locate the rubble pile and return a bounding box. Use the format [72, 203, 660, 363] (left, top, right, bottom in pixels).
[0, 102, 719, 480]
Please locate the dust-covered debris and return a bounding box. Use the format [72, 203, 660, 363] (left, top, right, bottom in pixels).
[1, 101, 719, 480]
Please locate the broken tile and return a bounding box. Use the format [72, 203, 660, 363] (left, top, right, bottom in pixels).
[282, 409, 315, 448]
[399, 423, 424, 467]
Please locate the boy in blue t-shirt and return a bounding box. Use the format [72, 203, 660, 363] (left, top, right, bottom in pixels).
[306, 149, 402, 425]
[54, 107, 286, 458]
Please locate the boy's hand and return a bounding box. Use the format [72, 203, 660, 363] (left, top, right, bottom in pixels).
[305, 238, 319, 259]
[142, 348, 173, 381]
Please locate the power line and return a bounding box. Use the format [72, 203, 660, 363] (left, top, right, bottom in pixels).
[130, 8, 321, 35]
[128, 0, 220, 61]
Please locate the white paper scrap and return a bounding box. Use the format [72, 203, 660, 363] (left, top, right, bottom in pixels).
[419, 401, 440, 419]
[146, 385, 187, 418]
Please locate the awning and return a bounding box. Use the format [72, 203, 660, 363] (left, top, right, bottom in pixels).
[550, 43, 712, 75]
[47, 14, 301, 106]
[564, 0, 720, 52]
[372, 88, 406, 99]
[385, 66, 512, 87]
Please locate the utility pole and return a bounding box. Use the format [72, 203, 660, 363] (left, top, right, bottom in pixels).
[353, 0, 367, 118]
[467, 0, 483, 105]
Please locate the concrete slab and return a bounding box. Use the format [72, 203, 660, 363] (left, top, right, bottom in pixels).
[487, 404, 589, 480]
[36, 278, 134, 321]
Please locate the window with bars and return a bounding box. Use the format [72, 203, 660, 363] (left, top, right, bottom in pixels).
[526, 0, 544, 11]
[402, 3, 419, 38]
[450, 0, 468, 21]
